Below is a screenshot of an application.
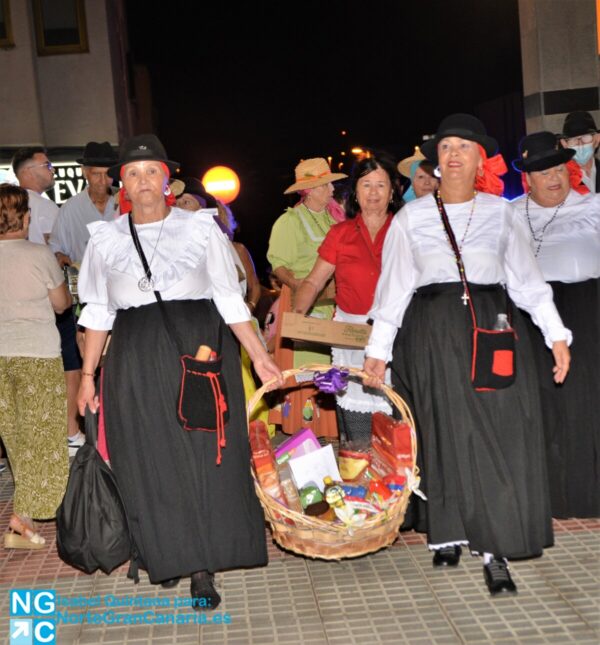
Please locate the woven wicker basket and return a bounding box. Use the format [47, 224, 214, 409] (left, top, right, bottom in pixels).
[247, 363, 419, 560]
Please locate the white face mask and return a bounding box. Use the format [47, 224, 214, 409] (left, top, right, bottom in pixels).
[570, 142, 595, 165]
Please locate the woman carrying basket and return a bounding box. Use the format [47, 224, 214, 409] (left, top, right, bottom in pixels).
[363, 114, 571, 596]
[294, 155, 401, 447]
[77, 134, 282, 607]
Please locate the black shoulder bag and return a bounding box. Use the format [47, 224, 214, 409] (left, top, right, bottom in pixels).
[435, 192, 517, 391]
[128, 214, 229, 464]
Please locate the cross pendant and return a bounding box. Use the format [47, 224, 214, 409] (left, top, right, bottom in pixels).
[461, 291, 469, 306]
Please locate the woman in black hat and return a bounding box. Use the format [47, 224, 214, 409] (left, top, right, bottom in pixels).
[512, 131, 600, 519]
[363, 114, 571, 596]
[76, 134, 283, 606]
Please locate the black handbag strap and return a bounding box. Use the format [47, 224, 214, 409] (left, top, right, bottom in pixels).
[84, 406, 98, 447]
[434, 191, 511, 328]
[128, 213, 223, 356]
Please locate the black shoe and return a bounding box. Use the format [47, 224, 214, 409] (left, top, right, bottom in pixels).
[483, 558, 518, 596]
[160, 577, 181, 589]
[190, 571, 221, 610]
[432, 545, 462, 567]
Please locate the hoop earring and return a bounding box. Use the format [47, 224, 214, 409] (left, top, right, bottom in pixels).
[433, 166, 441, 178]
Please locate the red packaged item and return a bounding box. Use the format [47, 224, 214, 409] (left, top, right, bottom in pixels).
[382, 473, 406, 487]
[249, 420, 271, 453]
[249, 420, 282, 494]
[382, 473, 406, 493]
[371, 412, 413, 474]
[248, 422, 293, 524]
[368, 479, 393, 502]
[249, 420, 275, 476]
[366, 480, 393, 511]
[369, 450, 394, 479]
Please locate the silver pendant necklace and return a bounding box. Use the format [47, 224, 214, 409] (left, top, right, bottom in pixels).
[136, 215, 167, 292]
[524, 193, 566, 257]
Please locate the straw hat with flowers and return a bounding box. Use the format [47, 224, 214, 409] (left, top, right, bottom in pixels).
[284, 158, 347, 194]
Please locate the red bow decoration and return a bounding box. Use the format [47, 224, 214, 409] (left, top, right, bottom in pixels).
[475, 145, 507, 196]
[566, 160, 589, 195]
[118, 162, 177, 214]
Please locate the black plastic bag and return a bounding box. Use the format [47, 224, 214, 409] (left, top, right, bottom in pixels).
[56, 408, 137, 577]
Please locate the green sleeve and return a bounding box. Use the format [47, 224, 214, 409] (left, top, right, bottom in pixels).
[267, 210, 299, 269]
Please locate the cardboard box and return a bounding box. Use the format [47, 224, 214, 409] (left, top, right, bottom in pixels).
[281, 312, 371, 349]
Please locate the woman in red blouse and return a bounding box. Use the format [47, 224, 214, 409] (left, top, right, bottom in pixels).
[294, 156, 402, 446]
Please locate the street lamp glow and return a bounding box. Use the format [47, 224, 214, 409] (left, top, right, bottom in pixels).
[201, 166, 241, 204]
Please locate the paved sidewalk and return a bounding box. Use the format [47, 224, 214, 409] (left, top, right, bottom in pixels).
[0, 462, 598, 644]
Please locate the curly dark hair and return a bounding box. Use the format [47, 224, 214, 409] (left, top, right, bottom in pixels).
[345, 156, 402, 219]
[0, 183, 29, 234]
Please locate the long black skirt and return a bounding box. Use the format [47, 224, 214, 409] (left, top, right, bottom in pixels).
[392, 283, 553, 558]
[522, 278, 600, 519]
[103, 299, 268, 583]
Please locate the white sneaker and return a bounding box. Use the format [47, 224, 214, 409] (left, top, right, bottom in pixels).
[68, 431, 85, 456]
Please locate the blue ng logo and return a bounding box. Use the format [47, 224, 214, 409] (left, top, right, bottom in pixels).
[9, 590, 56, 645]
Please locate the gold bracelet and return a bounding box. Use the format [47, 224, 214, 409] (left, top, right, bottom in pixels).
[81, 371, 95, 377]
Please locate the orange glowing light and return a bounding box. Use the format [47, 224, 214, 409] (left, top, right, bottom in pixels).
[201, 166, 240, 204]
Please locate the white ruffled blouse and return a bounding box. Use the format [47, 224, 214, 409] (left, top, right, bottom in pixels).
[366, 192, 571, 362]
[512, 190, 600, 283]
[78, 207, 251, 331]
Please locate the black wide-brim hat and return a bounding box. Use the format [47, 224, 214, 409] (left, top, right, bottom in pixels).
[512, 131, 575, 173]
[76, 141, 118, 167]
[421, 113, 498, 164]
[108, 134, 180, 180]
[561, 110, 598, 138]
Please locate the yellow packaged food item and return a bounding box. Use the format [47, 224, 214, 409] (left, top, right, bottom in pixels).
[339, 452, 370, 481]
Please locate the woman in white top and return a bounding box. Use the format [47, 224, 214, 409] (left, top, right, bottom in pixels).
[512, 131, 600, 519]
[363, 114, 571, 596]
[76, 135, 282, 608]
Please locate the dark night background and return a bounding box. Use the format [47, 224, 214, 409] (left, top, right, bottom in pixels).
[125, 0, 526, 279]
